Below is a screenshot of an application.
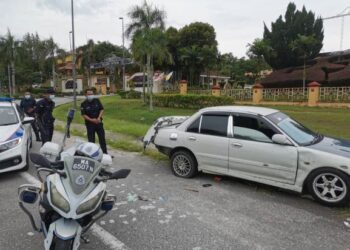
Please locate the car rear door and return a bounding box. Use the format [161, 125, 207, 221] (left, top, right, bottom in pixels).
[228, 113, 298, 184]
[184, 112, 230, 175]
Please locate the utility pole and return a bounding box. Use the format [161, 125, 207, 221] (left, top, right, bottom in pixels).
[71, 0, 77, 109]
[119, 17, 126, 91]
[323, 7, 350, 51]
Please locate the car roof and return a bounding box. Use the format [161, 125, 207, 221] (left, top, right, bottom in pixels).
[199, 106, 279, 116]
[0, 101, 14, 107]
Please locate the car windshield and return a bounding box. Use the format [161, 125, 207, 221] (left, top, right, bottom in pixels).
[266, 112, 318, 145]
[0, 106, 18, 126]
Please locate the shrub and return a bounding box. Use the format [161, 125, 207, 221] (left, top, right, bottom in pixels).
[118, 90, 142, 99]
[153, 94, 235, 109]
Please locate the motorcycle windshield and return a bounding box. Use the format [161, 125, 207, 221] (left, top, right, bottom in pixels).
[64, 156, 102, 194]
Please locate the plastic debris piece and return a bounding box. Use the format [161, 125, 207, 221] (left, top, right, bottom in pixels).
[122, 221, 129, 225]
[202, 184, 212, 188]
[127, 193, 138, 202]
[27, 232, 34, 236]
[138, 195, 149, 201]
[109, 219, 115, 224]
[184, 188, 199, 192]
[214, 176, 222, 182]
[159, 196, 168, 202]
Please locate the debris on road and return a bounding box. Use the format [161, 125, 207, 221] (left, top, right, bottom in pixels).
[138, 195, 149, 201]
[214, 176, 222, 182]
[202, 184, 212, 188]
[127, 193, 138, 202]
[184, 188, 199, 193]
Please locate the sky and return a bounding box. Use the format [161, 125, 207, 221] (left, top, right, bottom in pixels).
[0, 0, 349, 57]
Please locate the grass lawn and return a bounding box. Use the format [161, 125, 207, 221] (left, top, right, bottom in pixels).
[54, 96, 350, 140]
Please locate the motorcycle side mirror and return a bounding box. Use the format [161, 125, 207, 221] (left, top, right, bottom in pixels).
[30, 153, 51, 169]
[110, 169, 131, 180]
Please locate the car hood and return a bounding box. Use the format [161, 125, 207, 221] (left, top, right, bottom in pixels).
[0, 124, 20, 143]
[306, 136, 350, 158]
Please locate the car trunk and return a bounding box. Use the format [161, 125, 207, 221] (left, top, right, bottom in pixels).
[143, 116, 189, 149]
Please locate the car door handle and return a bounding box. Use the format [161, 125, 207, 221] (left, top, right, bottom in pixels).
[188, 136, 197, 141]
[231, 142, 243, 148]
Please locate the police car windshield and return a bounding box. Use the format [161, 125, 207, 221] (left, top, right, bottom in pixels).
[0, 106, 18, 125]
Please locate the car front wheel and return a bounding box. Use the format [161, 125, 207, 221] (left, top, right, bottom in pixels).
[307, 168, 350, 207]
[170, 150, 197, 178]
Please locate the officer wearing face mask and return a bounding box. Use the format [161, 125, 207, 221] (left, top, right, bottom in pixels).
[80, 89, 108, 154]
[35, 88, 56, 144]
[20, 91, 41, 141]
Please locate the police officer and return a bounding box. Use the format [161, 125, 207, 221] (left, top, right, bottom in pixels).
[80, 89, 108, 154]
[35, 88, 55, 144]
[20, 91, 41, 141]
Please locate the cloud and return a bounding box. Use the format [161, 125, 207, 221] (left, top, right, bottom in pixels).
[36, 0, 113, 15]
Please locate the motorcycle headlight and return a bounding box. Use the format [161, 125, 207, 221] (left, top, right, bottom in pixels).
[76, 191, 104, 215]
[0, 138, 22, 153]
[50, 183, 70, 213]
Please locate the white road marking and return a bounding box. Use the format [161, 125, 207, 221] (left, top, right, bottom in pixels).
[19, 172, 130, 250]
[91, 225, 129, 250]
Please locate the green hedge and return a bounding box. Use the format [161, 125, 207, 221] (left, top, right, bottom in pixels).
[153, 94, 235, 109]
[118, 90, 142, 99]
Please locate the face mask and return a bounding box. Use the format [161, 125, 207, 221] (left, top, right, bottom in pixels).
[25, 95, 30, 99]
[49, 95, 55, 100]
[87, 95, 94, 102]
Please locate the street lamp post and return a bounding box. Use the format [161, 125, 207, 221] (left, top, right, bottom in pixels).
[71, 0, 77, 109]
[119, 17, 126, 91]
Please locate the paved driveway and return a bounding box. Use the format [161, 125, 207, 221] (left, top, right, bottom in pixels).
[0, 133, 349, 249]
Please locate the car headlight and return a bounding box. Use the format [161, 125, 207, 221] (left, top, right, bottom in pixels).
[0, 138, 22, 153]
[50, 183, 70, 213]
[76, 191, 104, 215]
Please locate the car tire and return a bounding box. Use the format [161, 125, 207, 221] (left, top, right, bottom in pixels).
[307, 168, 350, 207]
[170, 150, 198, 178]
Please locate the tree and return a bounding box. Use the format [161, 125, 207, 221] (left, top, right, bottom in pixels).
[248, 2, 323, 69]
[177, 22, 218, 85]
[0, 29, 17, 94]
[127, 0, 169, 111]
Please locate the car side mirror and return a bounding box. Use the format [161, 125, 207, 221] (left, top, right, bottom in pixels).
[272, 134, 293, 146]
[22, 117, 34, 125]
[30, 153, 51, 168]
[110, 169, 131, 180]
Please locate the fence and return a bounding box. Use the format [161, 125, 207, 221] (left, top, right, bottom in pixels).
[262, 88, 308, 102]
[160, 81, 350, 106]
[319, 87, 350, 102]
[222, 88, 252, 101]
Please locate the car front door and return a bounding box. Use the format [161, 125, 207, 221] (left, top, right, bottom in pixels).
[228, 113, 298, 184]
[184, 112, 230, 175]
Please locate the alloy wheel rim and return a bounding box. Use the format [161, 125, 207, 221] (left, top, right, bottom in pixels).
[173, 155, 191, 176]
[313, 173, 347, 203]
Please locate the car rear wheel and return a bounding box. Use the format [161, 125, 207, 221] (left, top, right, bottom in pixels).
[307, 168, 350, 207]
[170, 150, 197, 178]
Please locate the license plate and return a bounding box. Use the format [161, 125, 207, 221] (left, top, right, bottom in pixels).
[72, 158, 95, 173]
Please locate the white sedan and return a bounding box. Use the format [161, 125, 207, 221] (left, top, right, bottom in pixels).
[0, 98, 34, 173]
[143, 106, 350, 207]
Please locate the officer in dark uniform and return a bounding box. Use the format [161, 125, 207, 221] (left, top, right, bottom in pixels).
[20, 91, 41, 141]
[80, 89, 108, 154]
[35, 88, 56, 144]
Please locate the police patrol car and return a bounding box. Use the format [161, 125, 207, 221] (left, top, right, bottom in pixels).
[0, 97, 34, 173]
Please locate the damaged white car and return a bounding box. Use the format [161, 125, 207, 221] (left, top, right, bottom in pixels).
[143, 106, 350, 207]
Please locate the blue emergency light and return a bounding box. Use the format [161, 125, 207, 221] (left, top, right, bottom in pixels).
[0, 97, 14, 102]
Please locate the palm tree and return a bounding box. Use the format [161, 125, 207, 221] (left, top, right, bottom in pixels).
[127, 1, 170, 111]
[0, 29, 17, 95]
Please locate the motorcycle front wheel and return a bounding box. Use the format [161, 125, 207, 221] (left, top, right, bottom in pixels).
[50, 236, 74, 250]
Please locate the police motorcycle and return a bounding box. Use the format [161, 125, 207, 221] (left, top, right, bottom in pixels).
[18, 109, 130, 250]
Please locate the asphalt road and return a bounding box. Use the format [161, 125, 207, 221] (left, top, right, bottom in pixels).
[1, 131, 350, 250]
